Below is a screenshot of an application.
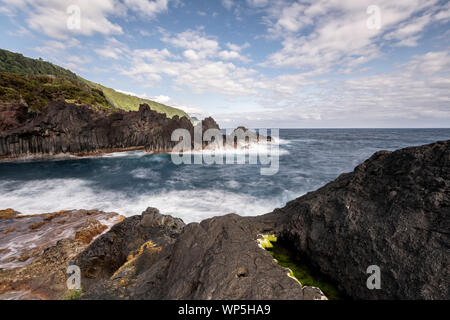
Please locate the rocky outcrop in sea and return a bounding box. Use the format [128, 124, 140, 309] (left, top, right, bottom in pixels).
[0, 100, 273, 159]
[0, 100, 195, 159]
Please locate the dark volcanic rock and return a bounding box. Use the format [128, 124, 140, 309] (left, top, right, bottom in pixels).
[198, 116, 220, 133]
[0, 209, 121, 269]
[0, 209, 122, 300]
[275, 140, 450, 300]
[0, 100, 194, 158]
[81, 213, 325, 300]
[228, 126, 271, 144]
[0, 239, 86, 300]
[74, 208, 185, 293]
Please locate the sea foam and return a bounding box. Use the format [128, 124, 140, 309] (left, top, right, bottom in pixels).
[0, 178, 288, 223]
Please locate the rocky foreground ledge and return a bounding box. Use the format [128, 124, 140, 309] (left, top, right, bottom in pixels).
[0, 209, 123, 299]
[0, 140, 448, 300]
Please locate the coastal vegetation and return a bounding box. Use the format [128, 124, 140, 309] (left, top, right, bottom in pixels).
[259, 235, 343, 300]
[0, 48, 190, 120]
[0, 72, 110, 112]
[65, 289, 83, 300]
[0, 48, 77, 79]
[85, 80, 187, 117]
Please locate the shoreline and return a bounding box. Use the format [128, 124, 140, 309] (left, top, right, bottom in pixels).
[0, 140, 279, 162]
[0, 146, 150, 162]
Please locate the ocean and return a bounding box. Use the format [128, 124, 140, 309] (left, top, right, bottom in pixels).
[1, 129, 449, 223]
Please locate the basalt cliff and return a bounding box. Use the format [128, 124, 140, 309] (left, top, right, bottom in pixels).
[0, 100, 221, 159]
[274, 139, 449, 299]
[0, 140, 448, 300]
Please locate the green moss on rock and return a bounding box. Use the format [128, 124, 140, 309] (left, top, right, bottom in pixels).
[64, 289, 83, 300]
[260, 234, 344, 300]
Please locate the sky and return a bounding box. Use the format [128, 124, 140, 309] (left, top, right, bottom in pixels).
[0, 0, 449, 128]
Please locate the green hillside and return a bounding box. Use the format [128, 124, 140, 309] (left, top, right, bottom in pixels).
[0, 48, 190, 120]
[0, 49, 78, 79]
[85, 80, 187, 117]
[0, 72, 110, 112]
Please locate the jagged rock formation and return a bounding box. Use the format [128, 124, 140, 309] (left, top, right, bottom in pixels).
[0, 96, 268, 159]
[0, 209, 122, 299]
[228, 126, 271, 144]
[198, 116, 220, 133]
[74, 208, 185, 293]
[274, 140, 450, 300]
[0, 100, 194, 158]
[79, 211, 325, 300]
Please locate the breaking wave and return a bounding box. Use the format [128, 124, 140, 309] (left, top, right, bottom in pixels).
[0, 178, 290, 223]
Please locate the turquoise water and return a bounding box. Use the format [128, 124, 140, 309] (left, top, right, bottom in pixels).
[0, 129, 448, 223]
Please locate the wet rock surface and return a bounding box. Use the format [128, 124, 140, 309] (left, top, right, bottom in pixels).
[0, 209, 121, 269]
[80, 213, 325, 300]
[0, 209, 122, 299]
[74, 207, 185, 292]
[0, 100, 194, 158]
[275, 140, 450, 299]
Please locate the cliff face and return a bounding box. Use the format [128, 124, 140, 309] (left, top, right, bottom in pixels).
[0, 100, 194, 158]
[275, 140, 450, 299]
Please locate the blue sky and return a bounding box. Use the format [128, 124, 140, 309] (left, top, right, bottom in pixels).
[0, 0, 449, 128]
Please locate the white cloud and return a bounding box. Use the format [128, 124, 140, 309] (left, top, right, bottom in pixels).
[384, 14, 431, 47]
[1, 0, 124, 39]
[32, 38, 93, 72]
[170, 101, 206, 115]
[119, 30, 265, 96]
[238, 50, 450, 128]
[123, 0, 169, 18]
[226, 42, 250, 52]
[246, 0, 269, 8]
[114, 91, 171, 105]
[95, 48, 121, 60]
[123, 54, 262, 95]
[262, 0, 446, 73]
[218, 50, 249, 62]
[221, 0, 234, 10]
[94, 37, 130, 60]
[183, 49, 200, 61]
[152, 95, 171, 104]
[274, 2, 309, 33]
[114, 91, 205, 115]
[162, 30, 220, 60]
[1, 0, 172, 39]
